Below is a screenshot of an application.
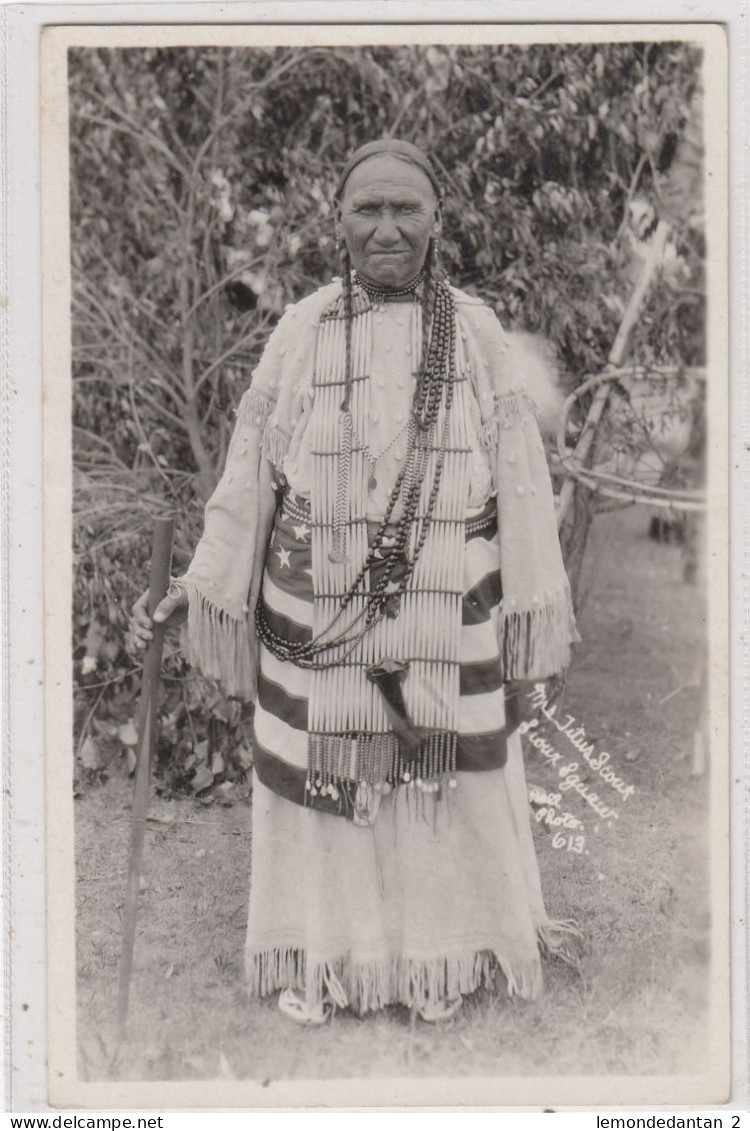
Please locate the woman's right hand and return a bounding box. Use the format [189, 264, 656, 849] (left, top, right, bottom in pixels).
[130, 582, 188, 650]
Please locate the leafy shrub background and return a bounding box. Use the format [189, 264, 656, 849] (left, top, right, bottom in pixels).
[70, 42, 705, 793]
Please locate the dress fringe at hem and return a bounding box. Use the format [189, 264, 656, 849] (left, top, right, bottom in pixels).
[246, 944, 544, 1014]
[537, 918, 585, 967]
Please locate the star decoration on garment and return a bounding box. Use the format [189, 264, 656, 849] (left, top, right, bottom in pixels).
[292, 523, 310, 543]
[275, 545, 292, 569]
[385, 580, 401, 595]
[303, 568, 314, 579]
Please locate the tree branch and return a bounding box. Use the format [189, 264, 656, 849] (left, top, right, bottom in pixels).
[191, 323, 269, 400]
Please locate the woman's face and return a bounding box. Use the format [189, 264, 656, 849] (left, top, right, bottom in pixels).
[337, 155, 440, 289]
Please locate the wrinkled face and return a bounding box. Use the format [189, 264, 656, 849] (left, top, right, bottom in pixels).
[337, 155, 441, 289]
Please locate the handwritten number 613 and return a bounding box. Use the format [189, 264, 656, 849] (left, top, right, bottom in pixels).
[551, 832, 585, 854]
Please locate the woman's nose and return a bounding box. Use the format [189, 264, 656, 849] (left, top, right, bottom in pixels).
[372, 211, 401, 245]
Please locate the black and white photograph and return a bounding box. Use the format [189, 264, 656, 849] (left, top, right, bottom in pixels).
[37, 20, 730, 1108]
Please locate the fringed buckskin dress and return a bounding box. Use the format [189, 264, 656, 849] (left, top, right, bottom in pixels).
[178, 276, 579, 1015]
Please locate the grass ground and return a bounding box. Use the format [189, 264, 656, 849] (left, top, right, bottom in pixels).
[75, 505, 710, 1081]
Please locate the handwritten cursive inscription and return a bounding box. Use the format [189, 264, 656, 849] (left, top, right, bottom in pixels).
[526, 684, 636, 799]
[521, 683, 637, 834]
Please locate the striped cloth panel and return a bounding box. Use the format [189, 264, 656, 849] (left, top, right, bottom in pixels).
[253, 490, 509, 820]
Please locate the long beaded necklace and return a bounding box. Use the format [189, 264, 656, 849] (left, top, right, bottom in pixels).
[255, 271, 457, 670]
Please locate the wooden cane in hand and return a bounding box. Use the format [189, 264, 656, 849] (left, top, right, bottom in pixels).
[116, 517, 175, 1040]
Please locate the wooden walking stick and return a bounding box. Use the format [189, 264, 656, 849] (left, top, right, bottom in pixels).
[116, 516, 175, 1040]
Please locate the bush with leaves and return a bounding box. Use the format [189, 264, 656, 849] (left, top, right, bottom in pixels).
[70, 42, 704, 792]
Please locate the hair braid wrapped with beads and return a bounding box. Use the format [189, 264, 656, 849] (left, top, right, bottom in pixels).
[339, 244, 355, 416]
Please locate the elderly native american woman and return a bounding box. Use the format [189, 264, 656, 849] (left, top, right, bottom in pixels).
[134, 139, 580, 1025]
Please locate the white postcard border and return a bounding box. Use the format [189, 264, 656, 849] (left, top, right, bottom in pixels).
[1, 1, 744, 1111]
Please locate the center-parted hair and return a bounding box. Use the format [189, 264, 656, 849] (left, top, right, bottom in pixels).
[334, 138, 443, 203]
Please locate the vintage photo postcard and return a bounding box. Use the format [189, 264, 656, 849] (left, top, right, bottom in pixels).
[31, 14, 735, 1110]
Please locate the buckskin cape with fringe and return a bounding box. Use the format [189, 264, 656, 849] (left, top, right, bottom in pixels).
[179, 279, 579, 703]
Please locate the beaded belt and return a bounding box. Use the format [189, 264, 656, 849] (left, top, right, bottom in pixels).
[466, 499, 498, 536]
[279, 489, 312, 525]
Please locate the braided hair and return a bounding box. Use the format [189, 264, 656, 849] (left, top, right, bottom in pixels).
[419, 237, 440, 384]
[339, 244, 355, 414]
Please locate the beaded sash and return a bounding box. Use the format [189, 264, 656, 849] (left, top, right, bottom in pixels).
[304, 293, 473, 808]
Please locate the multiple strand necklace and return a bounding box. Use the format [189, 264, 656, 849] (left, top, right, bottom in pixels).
[353, 268, 425, 303]
[256, 270, 458, 670]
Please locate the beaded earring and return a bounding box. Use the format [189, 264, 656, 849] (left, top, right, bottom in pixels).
[431, 231, 442, 274]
